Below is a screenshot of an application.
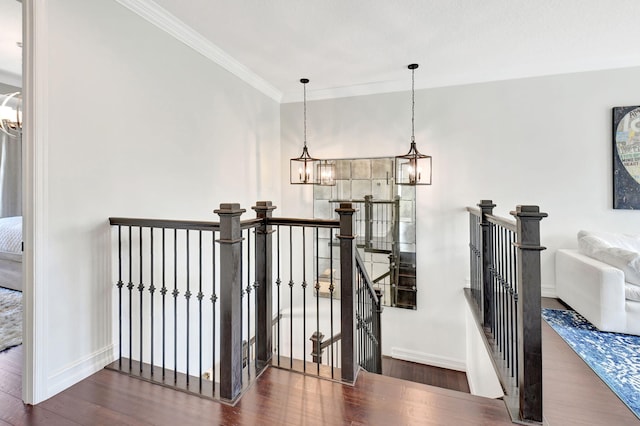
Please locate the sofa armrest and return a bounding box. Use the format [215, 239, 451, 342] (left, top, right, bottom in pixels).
[555, 249, 626, 332]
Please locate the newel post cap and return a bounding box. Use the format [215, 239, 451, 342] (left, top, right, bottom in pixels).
[214, 203, 246, 216]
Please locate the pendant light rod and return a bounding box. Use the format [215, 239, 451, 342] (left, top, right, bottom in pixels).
[301, 78, 309, 148]
[408, 64, 417, 143]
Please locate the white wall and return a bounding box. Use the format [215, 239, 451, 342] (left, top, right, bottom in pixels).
[32, 0, 280, 402]
[280, 66, 640, 369]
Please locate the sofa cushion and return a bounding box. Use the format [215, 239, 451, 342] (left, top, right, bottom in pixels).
[626, 283, 640, 302]
[578, 230, 640, 253]
[578, 231, 640, 286]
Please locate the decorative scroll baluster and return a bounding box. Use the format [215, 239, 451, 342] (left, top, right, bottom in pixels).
[198, 230, 203, 392]
[211, 234, 217, 394]
[128, 225, 133, 370]
[288, 227, 294, 370]
[173, 229, 178, 380]
[117, 226, 123, 369]
[185, 230, 191, 385]
[315, 228, 320, 375]
[161, 228, 167, 378]
[330, 227, 335, 378]
[276, 225, 281, 366]
[149, 227, 155, 376]
[246, 228, 252, 375]
[138, 227, 144, 373]
[302, 226, 307, 373]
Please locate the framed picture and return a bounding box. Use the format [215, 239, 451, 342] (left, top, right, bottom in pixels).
[613, 105, 640, 209]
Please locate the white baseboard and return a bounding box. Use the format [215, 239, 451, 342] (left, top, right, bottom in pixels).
[390, 347, 466, 372]
[541, 285, 557, 298]
[46, 344, 116, 399]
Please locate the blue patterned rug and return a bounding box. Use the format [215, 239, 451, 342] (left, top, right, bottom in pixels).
[542, 308, 640, 419]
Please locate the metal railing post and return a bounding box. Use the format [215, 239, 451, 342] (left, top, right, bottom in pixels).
[336, 202, 357, 383]
[215, 203, 246, 401]
[511, 205, 546, 423]
[478, 200, 496, 329]
[252, 201, 276, 369]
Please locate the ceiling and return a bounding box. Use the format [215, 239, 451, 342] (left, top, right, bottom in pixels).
[3, 1, 640, 101]
[151, 0, 640, 102]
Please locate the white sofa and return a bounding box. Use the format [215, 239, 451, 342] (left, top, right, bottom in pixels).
[555, 230, 640, 336]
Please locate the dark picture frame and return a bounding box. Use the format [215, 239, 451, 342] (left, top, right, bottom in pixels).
[613, 105, 640, 209]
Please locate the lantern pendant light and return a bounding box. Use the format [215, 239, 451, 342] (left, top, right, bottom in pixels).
[290, 78, 335, 185]
[395, 64, 432, 185]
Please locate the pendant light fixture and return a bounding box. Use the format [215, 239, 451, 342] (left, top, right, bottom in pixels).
[395, 64, 432, 185]
[290, 78, 335, 185]
[0, 92, 22, 139]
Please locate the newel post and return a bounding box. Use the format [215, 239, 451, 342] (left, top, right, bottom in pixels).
[511, 205, 547, 423]
[478, 199, 496, 329]
[310, 331, 325, 364]
[215, 203, 246, 401]
[252, 201, 276, 369]
[336, 202, 357, 383]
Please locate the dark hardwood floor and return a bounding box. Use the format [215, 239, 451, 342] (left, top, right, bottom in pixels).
[0, 345, 511, 425]
[0, 297, 638, 425]
[541, 298, 639, 425]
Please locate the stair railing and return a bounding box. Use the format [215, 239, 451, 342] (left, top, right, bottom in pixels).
[466, 200, 547, 424]
[109, 201, 380, 403]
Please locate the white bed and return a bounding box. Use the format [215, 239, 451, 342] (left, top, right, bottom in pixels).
[0, 216, 22, 292]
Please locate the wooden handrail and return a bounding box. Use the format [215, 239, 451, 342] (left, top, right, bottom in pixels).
[109, 217, 220, 231]
[266, 217, 339, 228]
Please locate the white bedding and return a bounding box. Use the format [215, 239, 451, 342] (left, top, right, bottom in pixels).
[0, 216, 22, 291]
[0, 216, 22, 254]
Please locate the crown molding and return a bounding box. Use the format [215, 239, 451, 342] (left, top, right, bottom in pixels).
[281, 79, 411, 103]
[114, 0, 282, 102]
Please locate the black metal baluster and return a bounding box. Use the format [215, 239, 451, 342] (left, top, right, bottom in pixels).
[330, 227, 335, 378]
[315, 228, 320, 375]
[211, 231, 217, 394]
[276, 225, 281, 366]
[356, 273, 361, 367]
[198, 230, 204, 392]
[139, 227, 144, 373]
[185, 230, 191, 386]
[117, 226, 123, 369]
[128, 225, 133, 370]
[173, 229, 178, 382]
[507, 231, 515, 377]
[289, 226, 294, 370]
[505, 230, 513, 372]
[246, 228, 252, 375]
[502, 226, 507, 356]
[500, 227, 505, 357]
[503, 227, 509, 366]
[302, 226, 307, 373]
[511, 230, 517, 378]
[491, 223, 497, 337]
[161, 228, 167, 378]
[150, 228, 155, 376]
[504, 228, 509, 362]
[513, 241, 520, 378]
